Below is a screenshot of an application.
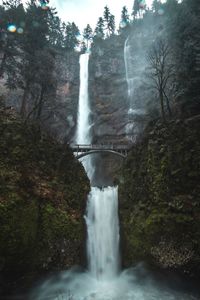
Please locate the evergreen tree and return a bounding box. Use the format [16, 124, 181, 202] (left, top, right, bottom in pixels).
[152, 0, 161, 12]
[108, 14, 115, 35]
[83, 24, 93, 49]
[103, 6, 115, 37]
[33, 49, 56, 121]
[119, 6, 130, 32]
[0, 1, 25, 79]
[121, 6, 129, 25]
[2, 0, 22, 9]
[167, 0, 200, 105]
[48, 10, 65, 49]
[80, 41, 87, 53]
[132, 0, 140, 19]
[103, 5, 110, 37]
[19, 1, 50, 116]
[64, 22, 80, 51]
[94, 17, 104, 39]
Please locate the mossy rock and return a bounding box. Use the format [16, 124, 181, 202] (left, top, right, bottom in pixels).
[0, 109, 90, 283]
[119, 116, 200, 276]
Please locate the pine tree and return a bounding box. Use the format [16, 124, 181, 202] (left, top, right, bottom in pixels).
[132, 0, 140, 19]
[152, 0, 162, 12]
[0, 1, 25, 79]
[64, 22, 80, 51]
[83, 24, 93, 49]
[108, 14, 115, 35]
[80, 41, 87, 53]
[103, 6, 115, 37]
[121, 6, 129, 25]
[119, 6, 129, 32]
[19, 1, 50, 116]
[48, 13, 65, 49]
[103, 5, 110, 37]
[94, 17, 104, 39]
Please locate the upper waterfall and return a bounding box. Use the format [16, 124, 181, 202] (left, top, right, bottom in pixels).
[76, 53, 94, 179]
[76, 53, 91, 145]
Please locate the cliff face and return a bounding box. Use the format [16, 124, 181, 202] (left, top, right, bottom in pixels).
[46, 52, 80, 141]
[0, 51, 80, 142]
[0, 108, 90, 295]
[119, 115, 200, 277]
[89, 35, 129, 144]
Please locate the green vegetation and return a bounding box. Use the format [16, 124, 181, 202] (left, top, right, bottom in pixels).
[119, 116, 200, 276]
[0, 108, 90, 279]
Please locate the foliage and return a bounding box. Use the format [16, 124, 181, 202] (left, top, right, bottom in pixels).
[119, 117, 200, 275]
[64, 22, 80, 51]
[94, 17, 104, 39]
[0, 109, 90, 282]
[83, 24, 93, 49]
[103, 5, 115, 37]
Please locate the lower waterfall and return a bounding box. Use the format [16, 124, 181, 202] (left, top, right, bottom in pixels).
[86, 187, 120, 280]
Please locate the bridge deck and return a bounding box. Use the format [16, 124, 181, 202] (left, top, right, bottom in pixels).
[70, 144, 131, 159]
[70, 144, 130, 151]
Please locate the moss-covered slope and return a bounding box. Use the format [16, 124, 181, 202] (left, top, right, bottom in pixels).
[0, 108, 90, 280]
[119, 116, 200, 276]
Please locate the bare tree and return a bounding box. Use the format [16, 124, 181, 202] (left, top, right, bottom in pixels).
[147, 38, 175, 121]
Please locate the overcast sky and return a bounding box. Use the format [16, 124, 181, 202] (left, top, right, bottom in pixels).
[50, 0, 155, 31]
[0, 0, 156, 31]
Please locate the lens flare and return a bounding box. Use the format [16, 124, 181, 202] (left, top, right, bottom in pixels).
[17, 27, 24, 34]
[7, 24, 17, 33]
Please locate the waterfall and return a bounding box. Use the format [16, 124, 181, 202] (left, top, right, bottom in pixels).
[76, 53, 91, 145]
[32, 53, 200, 300]
[124, 37, 145, 141]
[85, 187, 120, 280]
[124, 37, 134, 103]
[76, 53, 93, 179]
[77, 54, 120, 280]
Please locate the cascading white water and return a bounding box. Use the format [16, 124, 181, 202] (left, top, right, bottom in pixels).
[76, 53, 94, 179]
[124, 37, 134, 102]
[85, 187, 120, 280]
[77, 54, 120, 280]
[124, 36, 148, 141]
[31, 53, 200, 300]
[76, 53, 91, 145]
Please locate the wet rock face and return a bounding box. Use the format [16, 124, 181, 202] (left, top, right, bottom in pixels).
[89, 36, 129, 144]
[0, 108, 90, 295]
[119, 115, 200, 277]
[43, 52, 80, 142]
[0, 51, 80, 142]
[88, 36, 130, 186]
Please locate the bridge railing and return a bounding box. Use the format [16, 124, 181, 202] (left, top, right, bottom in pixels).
[70, 144, 130, 150]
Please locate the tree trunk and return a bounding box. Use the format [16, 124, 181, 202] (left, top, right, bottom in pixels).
[36, 86, 45, 120]
[0, 52, 7, 78]
[164, 91, 172, 117]
[20, 81, 30, 117]
[159, 89, 166, 122]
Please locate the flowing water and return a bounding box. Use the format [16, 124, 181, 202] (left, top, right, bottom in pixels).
[75, 53, 93, 180]
[124, 37, 147, 141]
[85, 187, 120, 280]
[31, 53, 200, 300]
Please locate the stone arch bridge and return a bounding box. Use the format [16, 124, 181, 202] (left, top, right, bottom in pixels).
[70, 144, 131, 159]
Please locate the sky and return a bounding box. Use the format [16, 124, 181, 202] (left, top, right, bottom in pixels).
[50, 0, 155, 31]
